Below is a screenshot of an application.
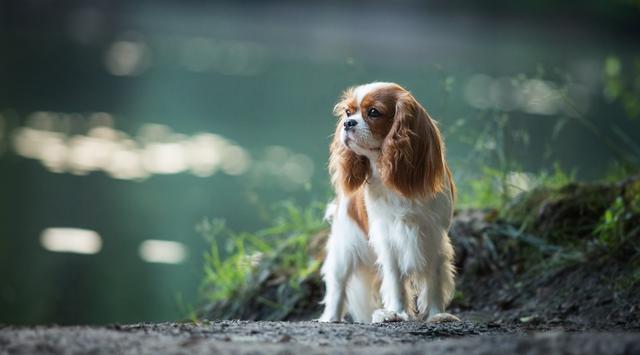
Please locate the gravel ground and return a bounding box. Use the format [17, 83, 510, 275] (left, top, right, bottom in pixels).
[2, 321, 639, 355]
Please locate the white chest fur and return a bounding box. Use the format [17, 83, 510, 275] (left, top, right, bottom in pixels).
[364, 177, 453, 276]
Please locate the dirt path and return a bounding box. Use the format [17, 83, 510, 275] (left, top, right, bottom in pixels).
[2, 321, 639, 355]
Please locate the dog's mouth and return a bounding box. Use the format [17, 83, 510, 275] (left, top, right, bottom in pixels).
[343, 134, 381, 152]
[343, 134, 362, 149]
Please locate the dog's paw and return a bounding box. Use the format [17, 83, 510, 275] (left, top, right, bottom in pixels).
[372, 309, 409, 323]
[427, 312, 460, 323]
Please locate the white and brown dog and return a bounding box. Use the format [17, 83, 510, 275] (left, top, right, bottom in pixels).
[319, 82, 458, 323]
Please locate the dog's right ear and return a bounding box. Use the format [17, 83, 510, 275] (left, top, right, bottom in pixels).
[329, 87, 370, 194]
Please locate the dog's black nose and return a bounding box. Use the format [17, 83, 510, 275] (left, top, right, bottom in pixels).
[344, 119, 358, 130]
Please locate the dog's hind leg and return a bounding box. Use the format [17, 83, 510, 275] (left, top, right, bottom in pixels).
[319, 197, 369, 322]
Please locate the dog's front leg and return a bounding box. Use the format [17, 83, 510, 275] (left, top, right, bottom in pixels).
[319, 269, 347, 322]
[318, 236, 351, 322]
[372, 245, 408, 323]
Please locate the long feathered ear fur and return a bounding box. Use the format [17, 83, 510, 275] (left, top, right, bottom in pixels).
[379, 91, 446, 199]
[329, 88, 370, 195]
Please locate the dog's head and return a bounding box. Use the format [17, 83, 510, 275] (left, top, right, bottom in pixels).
[329, 82, 446, 199]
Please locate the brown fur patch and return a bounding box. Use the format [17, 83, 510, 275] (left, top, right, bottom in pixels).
[333, 87, 357, 117]
[359, 86, 403, 139]
[378, 90, 447, 199]
[347, 189, 369, 236]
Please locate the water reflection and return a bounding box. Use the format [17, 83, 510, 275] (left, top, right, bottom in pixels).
[40, 228, 102, 254]
[464, 74, 590, 116]
[12, 111, 252, 180]
[9, 110, 319, 188]
[139, 240, 188, 264]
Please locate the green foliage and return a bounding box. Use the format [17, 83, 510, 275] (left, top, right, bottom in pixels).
[536, 164, 576, 189]
[494, 174, 640, 276]
[603, 55, 640, 119]
[604, 160, 640, 183]
[197, 201, 327, 319]
[593, 193, 640, 258]
[198, 219, 258, 304]
[452, 57, 639, 210]
[458, 167, 504, 209]
[458, 164, 575, 209]
[258, 201, 327, 286]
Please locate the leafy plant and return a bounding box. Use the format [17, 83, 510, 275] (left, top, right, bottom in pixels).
[458, 164, 575, 209]
[197, 200, 327, 320]
[593, 193, 640, 258]
[458, 167, 504, 209]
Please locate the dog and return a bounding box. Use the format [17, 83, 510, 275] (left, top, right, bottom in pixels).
[319, 82, 458, 323]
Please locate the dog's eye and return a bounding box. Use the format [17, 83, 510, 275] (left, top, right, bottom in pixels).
[345, 109, 352, 117]
[368, 108, 381, 118]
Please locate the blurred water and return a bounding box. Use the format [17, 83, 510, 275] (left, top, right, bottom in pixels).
[1, 2, 639, 324]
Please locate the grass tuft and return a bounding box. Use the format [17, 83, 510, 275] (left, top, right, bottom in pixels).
[197, 201, 327, 320]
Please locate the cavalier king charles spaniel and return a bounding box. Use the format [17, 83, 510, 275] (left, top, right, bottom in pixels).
[319, 82, 458, 323]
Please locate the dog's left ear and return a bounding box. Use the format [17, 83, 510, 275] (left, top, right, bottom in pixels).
[379, 92, 446, 198]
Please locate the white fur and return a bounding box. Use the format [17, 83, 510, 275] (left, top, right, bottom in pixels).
[319, 197, 377, 323]
[354, 82, 392, 103]
[319, 83, 456, 324]
[366, 161, 455, 321]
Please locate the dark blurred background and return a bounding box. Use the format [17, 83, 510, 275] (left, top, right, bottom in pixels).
[1, 0, 639, 324]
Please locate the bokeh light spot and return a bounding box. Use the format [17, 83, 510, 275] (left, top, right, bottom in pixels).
[40, 228, 102, 255]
